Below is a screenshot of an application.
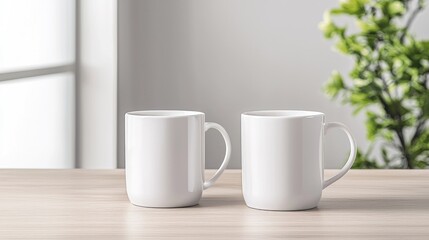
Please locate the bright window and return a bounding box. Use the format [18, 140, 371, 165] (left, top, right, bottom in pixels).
[0, 0, 76, 168]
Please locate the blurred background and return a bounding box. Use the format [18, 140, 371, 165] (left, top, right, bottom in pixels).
[1, 0, 428, 169]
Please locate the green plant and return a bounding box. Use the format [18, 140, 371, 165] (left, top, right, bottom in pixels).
[320, 0, 429, 168]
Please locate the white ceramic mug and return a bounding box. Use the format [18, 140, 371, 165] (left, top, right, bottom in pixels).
[125, 110, 231, 208]
[241, 110, 357, 211]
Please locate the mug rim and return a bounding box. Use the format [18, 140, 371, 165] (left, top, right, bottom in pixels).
[242, 110, 324, 118]
[126, 110, 204, 118]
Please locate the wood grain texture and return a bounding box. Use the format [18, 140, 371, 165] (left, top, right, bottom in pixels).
[0, 170, 428, 239]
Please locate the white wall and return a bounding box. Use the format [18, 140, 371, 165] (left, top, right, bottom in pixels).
[118, 0, 429, 169]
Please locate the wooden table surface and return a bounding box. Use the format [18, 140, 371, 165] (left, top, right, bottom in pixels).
[0, 170, 428, 239]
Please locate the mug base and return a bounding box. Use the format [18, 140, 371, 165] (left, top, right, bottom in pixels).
[246, 204, 318, 211]
[130, 202, 199, 208]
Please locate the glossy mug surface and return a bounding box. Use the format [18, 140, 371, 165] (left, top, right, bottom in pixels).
[241, 110, 357, 211]
[126, 110, 231, 208]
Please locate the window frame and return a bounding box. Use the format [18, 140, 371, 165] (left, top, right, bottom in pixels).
[0, 0, 118, 169]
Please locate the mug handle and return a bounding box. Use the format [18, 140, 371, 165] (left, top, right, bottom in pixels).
[323, 122, 357, 189]
[203, 122, 232, 190]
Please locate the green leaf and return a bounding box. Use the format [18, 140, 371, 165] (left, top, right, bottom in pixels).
[325, 71, 346, 98]
[365, 111, 379, 140]
[319, 12, 342, 39]
[381, 147, 389, 163]
[356, 19, 378, 33]
[352, 105, 366, 115]
[339, 0, 368, 16]
[407, 68, 420, 81]
[415, 161, 427, 169]
[420, 41, 429, 56]
[336, 39, 350, 54]
[349, 91, 374, 105]
[330, 8, 346, 15]
[352, 147, 382, 169]
[420, 94, 429, 117]
[387, 1, 406, 16]
[382, 130, 394, 141]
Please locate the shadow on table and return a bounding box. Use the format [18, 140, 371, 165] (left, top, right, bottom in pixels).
[198, 195, 246, 208]
[317, 197, 429, 212]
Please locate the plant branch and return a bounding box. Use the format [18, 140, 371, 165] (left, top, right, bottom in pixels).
[400, 1, 424, 42]
[374, 41, 415, 168]
[379, 75, 394, 100]
[396, 129, 413, 168]
[411, 116, 427, 144]
[412, 74, 429, 144]
[376, 73, 412, 168]
[422, 74, 428, 89]
[323, 0, 428, 169]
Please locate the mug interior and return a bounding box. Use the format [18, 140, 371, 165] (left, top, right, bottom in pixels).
[242, 110, 323, 118]
[126, 110, 204, 118]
